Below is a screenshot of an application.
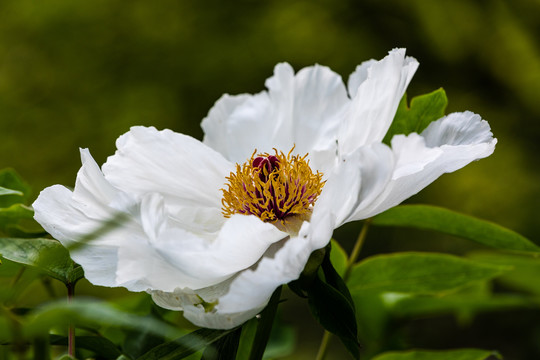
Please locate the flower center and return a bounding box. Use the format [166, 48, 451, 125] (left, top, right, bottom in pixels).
[221, 148, 325, 225]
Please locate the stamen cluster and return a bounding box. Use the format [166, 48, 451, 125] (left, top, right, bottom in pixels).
[222, 149, 325, 224]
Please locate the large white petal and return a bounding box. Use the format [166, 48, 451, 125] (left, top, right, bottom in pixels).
[346, 111, 497, 221]
[103, 126, 232, 208]
[202, 92, 276, 163]
[201, 93, 253, 159]
[150, 211, 335, 329]
[338, 48, 419, 155]
[269, 63, 349, 155]
[201, 63, 349, 164]
[315, 142, 395, 227]
[33, 149, 136, 288]
[143, 193, 288, 282]
[102, 126, 233, 232]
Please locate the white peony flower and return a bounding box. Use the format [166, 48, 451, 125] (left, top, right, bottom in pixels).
[33, 49, 496, 329]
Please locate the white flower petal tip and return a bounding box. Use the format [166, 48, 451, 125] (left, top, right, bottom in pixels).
[32, 49, 496, 329]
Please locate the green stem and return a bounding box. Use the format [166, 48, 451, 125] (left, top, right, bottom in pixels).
[344, 218, 372, 282]
[67, 282, 75, 358]
[315, 330, 332, 360]
[315, 219, 372, 360]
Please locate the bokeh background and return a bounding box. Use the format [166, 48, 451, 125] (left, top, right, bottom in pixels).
[1, 0, 539, 359]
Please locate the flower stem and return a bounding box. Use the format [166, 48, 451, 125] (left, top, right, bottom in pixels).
[344, 218, 372, 282]
[315, 218, 372, 360]
[67, 282, 76, 358]
[315, 330, 332, 360]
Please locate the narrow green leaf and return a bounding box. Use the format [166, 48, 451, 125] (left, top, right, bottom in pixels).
[384, 88, 447, 144]
[0, 187, 23, 197]
[248, 286, 282, 360]
[201, 327, 242, 360]
[321, 247, 355, 310]
[25, 299, 184, 340]
[0, 238, 80, 284]
[137, 328, 233, 360]
[308, 275, 359, 359]
[262, 321, 295, 359]
[236, 318, 258, 360]
[50, 335, 122, 359]
[372, 205, 540, 252]
[372, 348, 501, 360]
[123, 327, 165, 359]
[347, 252, 509, 295]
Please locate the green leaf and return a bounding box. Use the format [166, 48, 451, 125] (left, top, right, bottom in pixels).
[0, 238, 82, 285]
[388, 291, 540, 320]
[0, 203, 45, 238]
[384, 88, 447, 144]
[372, 348, 501, 360]
[468, 251, 540, 295]
[0, 169, 31, 208]
[236, 318, 258, 360]
[262, 321, 295, 359]
[201, 327, 242, 360]
[25, 299, 184, 339]
[50, 335, 122, 359]
[0, 186, 23, 197]
[308, 274, 359, 359]
[137, 328, 234, 360]
[372, 205, 540, 252]
[123, 327, 165, 359]
[330, 239, 348, 277]
[347, 252, 509, 295]
[248, 286, 282, 360]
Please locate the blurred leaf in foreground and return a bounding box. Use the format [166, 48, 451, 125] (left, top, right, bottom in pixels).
[372, 348, 501, 360]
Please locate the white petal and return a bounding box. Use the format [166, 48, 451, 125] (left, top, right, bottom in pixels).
[201, 63, 349, 163]
[216, 212, 334, 314]
[347, 59, 377, 98]
[338, 48, 419, 155]
[33, 149, 135, 288]
[316, 143, 395, 226]
[150, 279, 258, 330]
[347, 112, 497, 220]
[149, 213, 288, 284]
[150, 211, 335, 329]
[201, 93, 253, 159]
[270, 63, 349, 155]
[102, 126, 233, 231]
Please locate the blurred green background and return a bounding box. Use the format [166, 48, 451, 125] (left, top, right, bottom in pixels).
[1, 0, 539, 358]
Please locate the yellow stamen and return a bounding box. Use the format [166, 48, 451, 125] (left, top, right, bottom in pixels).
[221, 148, 325, 226]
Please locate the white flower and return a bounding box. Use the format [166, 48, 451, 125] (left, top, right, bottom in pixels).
[33, 49, 496, 329]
